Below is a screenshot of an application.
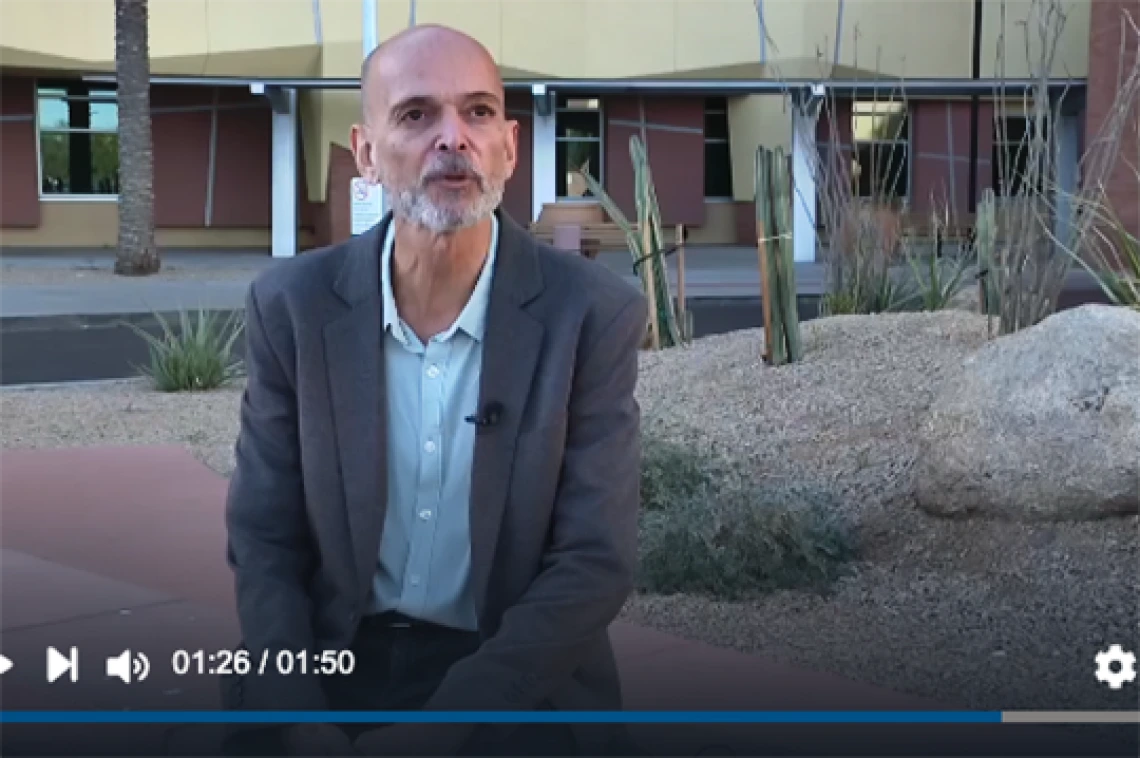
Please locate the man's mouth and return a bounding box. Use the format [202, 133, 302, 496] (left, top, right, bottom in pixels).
[431, 173, 475, 188]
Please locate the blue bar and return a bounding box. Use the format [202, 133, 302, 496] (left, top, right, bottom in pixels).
[0, 711, 1001, 724]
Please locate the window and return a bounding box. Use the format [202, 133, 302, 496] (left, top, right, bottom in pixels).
[37, 82, 120, 196]
[992, 115, 1048, 196]
[555, 95, 602, 199]
[704, 97, 733, 198]
[852, 101, 909, 199]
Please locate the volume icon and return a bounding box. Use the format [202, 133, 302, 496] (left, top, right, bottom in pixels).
[106, 649, 150, 683]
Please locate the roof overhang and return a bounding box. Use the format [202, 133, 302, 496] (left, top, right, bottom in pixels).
[77, 55, 1086, 100]
[79, 72, 1086, 98]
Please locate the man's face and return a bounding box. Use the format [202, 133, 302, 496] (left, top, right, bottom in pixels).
[352, 38, 518, 234]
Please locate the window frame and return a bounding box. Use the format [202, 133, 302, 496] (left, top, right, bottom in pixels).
[554, 94, 604, 201]
[991, 111, 1050, 198]
[703, 97, 734, 201]
[35, 79, 121, 202]
[850, 100, 912, 202]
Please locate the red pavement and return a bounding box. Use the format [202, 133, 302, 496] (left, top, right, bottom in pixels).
[0, 445, 1081, 756]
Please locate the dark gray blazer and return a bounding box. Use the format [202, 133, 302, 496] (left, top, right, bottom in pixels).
[222, 210, 648, 750]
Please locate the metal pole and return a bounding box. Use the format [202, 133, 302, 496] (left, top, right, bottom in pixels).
[361, 0, 384, 214]
[362, 0, 378, 57]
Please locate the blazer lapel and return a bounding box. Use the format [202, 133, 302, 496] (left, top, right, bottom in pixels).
[324, 218, 390, 604]
[468, 212, 546, 622]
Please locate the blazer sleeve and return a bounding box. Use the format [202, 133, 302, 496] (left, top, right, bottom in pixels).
[422, 290, 649, 714]
[223, 281, 328, 712]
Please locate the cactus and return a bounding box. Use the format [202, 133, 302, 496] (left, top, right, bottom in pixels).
[754, 145, 802, 364]
[579, 135, 685, 349]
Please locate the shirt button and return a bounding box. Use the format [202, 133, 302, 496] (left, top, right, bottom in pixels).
[418, 509, 432, 521]
[426, 365, 440, 379]
[409, 575, 421, 586]
[423, 440, 436, 454]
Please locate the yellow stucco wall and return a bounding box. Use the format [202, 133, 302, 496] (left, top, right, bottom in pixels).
[0, 0, 1094, 217]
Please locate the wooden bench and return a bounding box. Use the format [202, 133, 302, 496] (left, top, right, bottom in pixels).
[530, 222, 636, 259]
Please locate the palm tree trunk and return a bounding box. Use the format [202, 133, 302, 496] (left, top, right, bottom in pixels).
[113, 0, 159, 275]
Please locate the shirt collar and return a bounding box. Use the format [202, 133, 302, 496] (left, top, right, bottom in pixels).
[380, 214, 499, 343]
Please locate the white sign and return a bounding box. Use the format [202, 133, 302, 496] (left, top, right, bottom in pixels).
[350, 178, 385, 235]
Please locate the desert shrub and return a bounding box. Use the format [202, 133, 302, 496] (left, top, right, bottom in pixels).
[123, 308, 245, 392]
[640, 435, 716, 511]
[637, 436, 857, 598]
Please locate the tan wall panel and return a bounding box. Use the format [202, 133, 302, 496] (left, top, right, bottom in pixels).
[811, 0, 972, 78]
[728, 94, 790, 201]
[980, 0, 1090, 78]
[581, 2, 677, 77]
[300, 90, 327, 202]
[675, 0, 786, 70]
[0, 201, 304, 249]
[416, 1, 503, 60]
[149, 0, 208, 74]
[1, 0, 1093, 82]
[500, 2, 588, 77]
[204, 0, 315, 55]
[687, 201, 740, 244]
[1, 202, 117, 247]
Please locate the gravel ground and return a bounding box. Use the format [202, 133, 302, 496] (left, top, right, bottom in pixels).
[2, 311, 1137, 712]
[627, 311, 1139, 712]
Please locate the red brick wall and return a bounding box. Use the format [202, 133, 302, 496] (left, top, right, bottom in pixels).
[910, 100, 994, 218]
[501, 90, 533, 225]
[0, 75, 40, 228]
[0, 78, 278, 232]
[604, 96, 706, 227]
[1087, 0, 1140, 236]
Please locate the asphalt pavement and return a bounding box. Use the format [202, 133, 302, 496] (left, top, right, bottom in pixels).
[0, 247, 1110, 385]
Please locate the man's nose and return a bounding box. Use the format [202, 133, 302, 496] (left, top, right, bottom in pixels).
[433, 108, 469, 152]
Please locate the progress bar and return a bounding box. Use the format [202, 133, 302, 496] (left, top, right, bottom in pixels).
[0, 711, 1136, 724]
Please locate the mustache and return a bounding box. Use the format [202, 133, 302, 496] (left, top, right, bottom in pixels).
[420, 153, 485, 186]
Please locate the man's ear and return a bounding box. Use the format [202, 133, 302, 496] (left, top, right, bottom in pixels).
[350, 123, 379, 183]
[504, 119, 520, 175]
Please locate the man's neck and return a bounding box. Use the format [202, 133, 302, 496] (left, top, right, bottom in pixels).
[390, 215, 493, 340]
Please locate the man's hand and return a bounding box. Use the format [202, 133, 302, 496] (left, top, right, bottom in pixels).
[282, 723, 357, 756]
[353, 723, 469, 756]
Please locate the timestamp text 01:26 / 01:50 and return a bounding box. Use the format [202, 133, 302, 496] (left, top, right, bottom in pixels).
[170, 649, 356, 677]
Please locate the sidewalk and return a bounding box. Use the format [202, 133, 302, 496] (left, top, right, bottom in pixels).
[0, 445, 1107, 756]
[0, 247, 816, 320]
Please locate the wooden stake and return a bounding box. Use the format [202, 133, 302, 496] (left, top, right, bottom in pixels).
[756, 221, 774, 364]
[642, 222, 660, 350]
[675, 224, 686, 339]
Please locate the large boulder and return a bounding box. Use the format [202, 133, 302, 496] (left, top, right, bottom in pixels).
[914, 304, 1140, 521]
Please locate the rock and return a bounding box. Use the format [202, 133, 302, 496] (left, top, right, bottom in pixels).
[946, 281, 983, 313]
[914, 305, 1140, 521]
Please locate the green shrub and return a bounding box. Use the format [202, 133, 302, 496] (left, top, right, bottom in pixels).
[123, 308, 245, 392]
[640, 436, 715, 511]
[637, 436, 857, 599]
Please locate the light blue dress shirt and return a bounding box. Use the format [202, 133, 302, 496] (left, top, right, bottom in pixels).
[369, 217, 498, 632]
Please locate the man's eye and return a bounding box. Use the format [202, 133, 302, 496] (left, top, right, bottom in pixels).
[471, 106, 494, 118]
[403, 109, 424, 122]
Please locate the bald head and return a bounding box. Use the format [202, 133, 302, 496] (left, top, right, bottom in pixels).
[349, 23, 518, 234]
[360, 24, 503, 123]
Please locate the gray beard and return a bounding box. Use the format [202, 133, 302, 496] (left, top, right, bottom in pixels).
[389, 181, 505, 234]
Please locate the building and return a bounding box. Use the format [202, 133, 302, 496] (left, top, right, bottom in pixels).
[0, 0, 1135, 259]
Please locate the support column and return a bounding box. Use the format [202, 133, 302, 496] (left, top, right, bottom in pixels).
[791, 91, 821, 263]
[532, 85, 557, 223]
[270, 87, 299, 259]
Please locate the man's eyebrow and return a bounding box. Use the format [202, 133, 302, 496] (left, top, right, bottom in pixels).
[388, 91, 503, 119]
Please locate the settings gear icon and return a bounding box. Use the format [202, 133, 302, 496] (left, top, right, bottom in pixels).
[1094, 644, 1137, 690]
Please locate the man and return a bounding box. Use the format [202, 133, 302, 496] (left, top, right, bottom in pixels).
[220, 23, 648, 757]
